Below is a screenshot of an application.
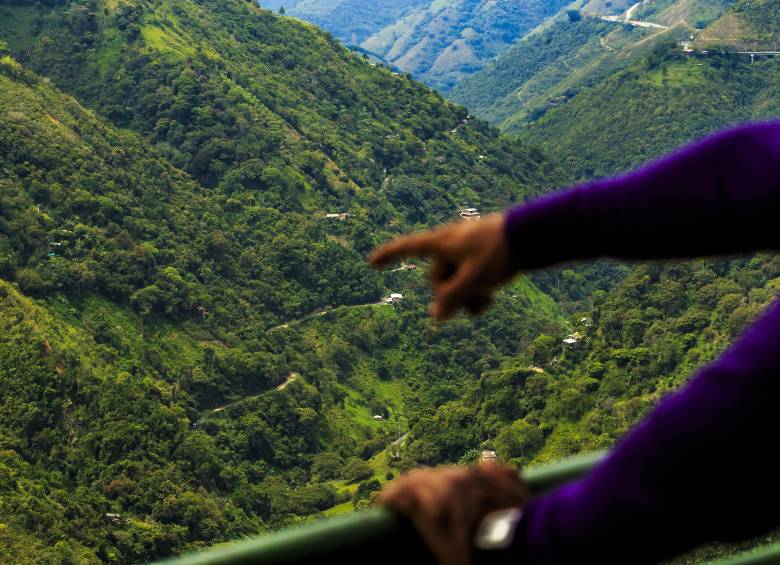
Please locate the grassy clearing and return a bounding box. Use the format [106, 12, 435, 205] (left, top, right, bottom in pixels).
[320, 445, 401, 517]
[141, 24, 196, 59]
[511, 277, 564, 322]
[644, 58, 708, 87]
[322, 500, 354, 517]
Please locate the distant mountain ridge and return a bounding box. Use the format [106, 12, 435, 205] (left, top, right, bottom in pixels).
[261, 0, 429, 44]
[263, 0, 570, 91]
[451, 0, 780, 179]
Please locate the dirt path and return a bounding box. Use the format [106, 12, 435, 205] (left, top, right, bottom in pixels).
[276, 372, 298, 390]
[600, 2, 668, 30]
[391, 432, 409, 448]
[625, 1, 641, 21]
[199, 372, 300, 421]
[268, 301, 389, 332]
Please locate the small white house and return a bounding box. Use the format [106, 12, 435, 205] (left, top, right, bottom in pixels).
[480, 450, 498, 463]
[563, 332, 583, 346]
[460, 207, 481, 220]
[386, 293, 404, 304]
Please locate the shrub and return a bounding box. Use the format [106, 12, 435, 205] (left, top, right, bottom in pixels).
[342, 457, 373, 483]
[353, 479, 381, 504]
[311, 452, 344, 481]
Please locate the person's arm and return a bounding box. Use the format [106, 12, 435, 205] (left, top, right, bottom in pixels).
[369, 122, 780, 321]
[506, 121, 780, 270]
[513, 296, 780, 564]
[369, 122, 780, 563]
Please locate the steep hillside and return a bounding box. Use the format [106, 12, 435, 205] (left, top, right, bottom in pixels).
[263, 0, 571, 91]
[0, 3, 573, 561]
[580, 0, 637, 16]
[519, 48, 780, 180]
[698, 0, 780, 46]
[450, 16, 626, 126]
[450, 0, 734, 132]
[0, 0, 558, 319]
[3, 0, 779, 562]
[634, 0, 734, 28]
[453, 0, 779, 180]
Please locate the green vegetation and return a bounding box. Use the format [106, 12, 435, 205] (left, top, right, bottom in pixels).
[0, 0, 567, 561]
[520, 48, 780, 180]
[2, 0, 780, 562]
[403, 255, 780, 469]
[261, 0, 429, 44]
[733, 0, 780, 40]
[450, 17, 621, 126]
[451, 0, 780, 180]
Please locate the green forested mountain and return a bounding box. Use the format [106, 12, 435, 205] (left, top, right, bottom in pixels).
[2, 0, 780, 562]
[450, 0, 732, 135]
[453, 0, 780, 179]
[450, 16, 624, 126]
[0, 1, 571, 561]
[0, 0, 555, 317]
[263, 0, 571, 92]
[520, 47, 780, 179]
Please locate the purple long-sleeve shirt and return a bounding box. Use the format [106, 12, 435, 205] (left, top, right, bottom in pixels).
[504, 122, 780, 564]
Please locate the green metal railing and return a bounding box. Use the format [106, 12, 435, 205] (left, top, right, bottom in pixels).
[152, 450, 780, 565]
[714, 543, 780, 565]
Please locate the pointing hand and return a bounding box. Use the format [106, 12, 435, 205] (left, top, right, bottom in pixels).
[368, 214, 516, 320]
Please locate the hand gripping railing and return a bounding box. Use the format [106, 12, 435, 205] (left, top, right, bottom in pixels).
[151, 450, 779, 565]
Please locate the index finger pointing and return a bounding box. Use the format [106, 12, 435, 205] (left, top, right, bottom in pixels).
[368, 231, 440, 267]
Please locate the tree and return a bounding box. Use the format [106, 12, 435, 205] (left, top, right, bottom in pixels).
[495, 419, 544, 462]
[531, 334, 558, 365]
[342, 457, 373, 483]
[353, 479, 381, 505]
[311, 452, 344, 480]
